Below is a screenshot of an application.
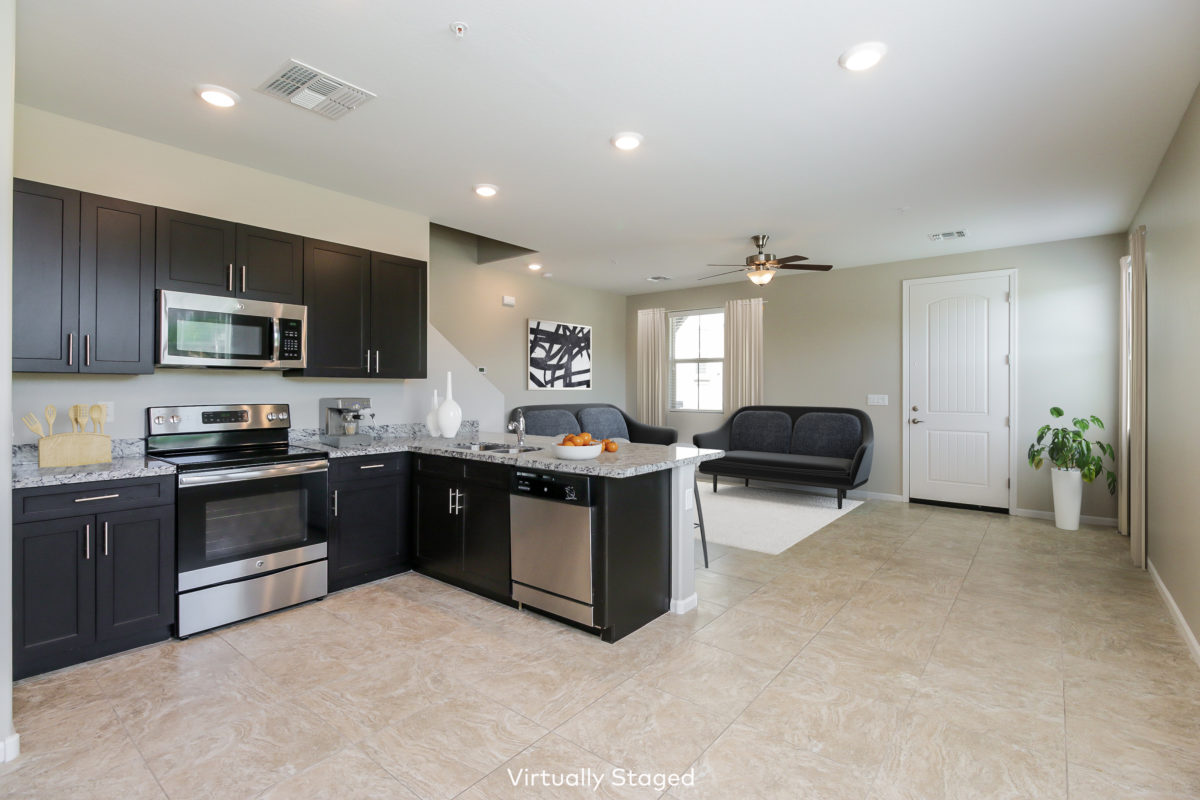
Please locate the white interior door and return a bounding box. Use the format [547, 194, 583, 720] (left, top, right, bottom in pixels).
[907, 273, 1013, 508]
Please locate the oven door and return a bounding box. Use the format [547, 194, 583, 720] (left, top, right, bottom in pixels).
[176, 459, 328, 590]
[157, 290, 306, 368]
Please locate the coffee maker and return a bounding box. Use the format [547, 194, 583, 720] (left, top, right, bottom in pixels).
[318, 397, 375, 447]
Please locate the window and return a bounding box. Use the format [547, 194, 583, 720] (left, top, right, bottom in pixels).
[668, 309, 724, 411]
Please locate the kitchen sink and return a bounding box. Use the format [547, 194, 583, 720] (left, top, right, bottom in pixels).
[449, 442, 541, 454]
[488, 445, 542, 454]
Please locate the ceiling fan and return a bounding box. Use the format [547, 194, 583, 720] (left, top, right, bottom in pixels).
[700, 234, 833, 285]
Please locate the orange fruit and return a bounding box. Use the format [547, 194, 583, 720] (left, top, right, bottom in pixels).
[604, 440, 618, 452]
[577, 432, 593, 445]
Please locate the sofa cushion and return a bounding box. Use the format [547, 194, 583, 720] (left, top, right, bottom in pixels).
[523, 409, 581, 437]
[791, 413, 862, 459]
[577, 407, 630, 441]
[719, 450, 853, 477]
[730, 410, 792, 453]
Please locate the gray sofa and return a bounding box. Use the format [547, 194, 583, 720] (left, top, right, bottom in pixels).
[693, 406, 873, 507]
[508, 403, 677, 445]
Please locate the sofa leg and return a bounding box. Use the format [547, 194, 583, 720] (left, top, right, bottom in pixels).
[745, 478, 750, 488]
[713, 474, 718, 493]
[837, 489, 844, 509]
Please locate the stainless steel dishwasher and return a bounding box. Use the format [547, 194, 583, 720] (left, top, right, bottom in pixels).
[510, 469, 597, 627]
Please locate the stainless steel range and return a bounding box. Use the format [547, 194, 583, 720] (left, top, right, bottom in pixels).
[146, 403, 329, 637]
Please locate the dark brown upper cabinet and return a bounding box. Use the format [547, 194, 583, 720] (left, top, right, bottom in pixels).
[156, 209, 303, 305]
[292, 240, 427, 379]
[13, 181, 155, 374]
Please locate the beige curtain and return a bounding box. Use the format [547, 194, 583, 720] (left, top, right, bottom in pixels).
[1126, 226, 1148, 568]
[636, 308, 667, 427]
[1118, 255, 1131, 539]
[723, 298, 764, 411]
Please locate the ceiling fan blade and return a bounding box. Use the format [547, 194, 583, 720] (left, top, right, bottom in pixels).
[778, 264, 833, 271]
[775, 255, 809, 264]
[705, 263, 747, 267]
[698, 269, 748, 280]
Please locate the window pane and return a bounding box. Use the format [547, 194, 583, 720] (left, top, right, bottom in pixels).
[699, 313, 723, 358]
[672, 362, 699, 410]
[671, 315, 699, 359]
[697, 361, 723, 411]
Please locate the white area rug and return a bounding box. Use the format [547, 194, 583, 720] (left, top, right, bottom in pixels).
[695, 485, 863, 555]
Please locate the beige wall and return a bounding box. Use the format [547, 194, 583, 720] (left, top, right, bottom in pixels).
[1130, 81, 1200, 645]
[627, 234, 1124, 517]
[12, 106, 507, 436]
[429, 225, 628, 415]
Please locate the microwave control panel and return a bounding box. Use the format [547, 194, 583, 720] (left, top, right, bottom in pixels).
[279, 318, 303, 360]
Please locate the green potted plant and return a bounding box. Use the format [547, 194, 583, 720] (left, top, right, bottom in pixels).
[1027, 407, 1116, 530]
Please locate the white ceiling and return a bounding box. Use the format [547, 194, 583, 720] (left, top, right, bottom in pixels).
[15, 0, 1200, 294]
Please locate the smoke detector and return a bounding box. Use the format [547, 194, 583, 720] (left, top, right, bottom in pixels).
[927, 229, 969, 242]
[258, 59, 376, 120]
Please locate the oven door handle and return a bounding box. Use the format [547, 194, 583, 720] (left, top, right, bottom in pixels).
[178, 459, 329, 487]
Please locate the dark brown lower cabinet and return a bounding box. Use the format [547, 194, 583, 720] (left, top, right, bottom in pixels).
[328, 454, 411, 591]
[12, 502, 174, 680]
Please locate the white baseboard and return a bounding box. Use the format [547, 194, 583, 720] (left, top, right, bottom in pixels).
[670, 593, 698, 615]
[1148, 559, 1200, 669]
[1, 733, 19, 763]
[1011, 508, 1118, 527]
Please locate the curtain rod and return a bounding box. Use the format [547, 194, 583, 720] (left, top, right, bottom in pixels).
[665, 301, 767, 314]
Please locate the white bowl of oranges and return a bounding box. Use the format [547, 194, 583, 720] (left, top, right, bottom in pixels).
[553, 432, 618, 460]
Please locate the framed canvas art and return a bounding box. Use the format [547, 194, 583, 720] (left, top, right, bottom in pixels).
[528, 319, 592, 389]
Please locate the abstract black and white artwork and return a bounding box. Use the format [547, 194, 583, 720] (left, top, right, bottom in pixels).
[528, 319, 592, 389]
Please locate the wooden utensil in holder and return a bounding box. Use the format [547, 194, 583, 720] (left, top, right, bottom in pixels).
[36, 403, 112, 468]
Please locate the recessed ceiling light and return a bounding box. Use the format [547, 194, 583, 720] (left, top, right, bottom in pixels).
[611, 132, 643, 151]
[527, 263, 542, 271]
[196, 84, 240, 107]
[474, 184, 498, 198]
[838, 42, 887, 72]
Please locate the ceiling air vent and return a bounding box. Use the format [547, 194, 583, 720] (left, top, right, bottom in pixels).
[928, 229, 969, 242]
[258, 59, 376, 120]
[646, 275, 672, 282]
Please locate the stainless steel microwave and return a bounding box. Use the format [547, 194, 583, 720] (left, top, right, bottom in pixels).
[157, 290, 307, 369]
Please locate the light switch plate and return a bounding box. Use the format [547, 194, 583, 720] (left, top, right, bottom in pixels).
[867, 394, 888, 406]
[502, 295, 516, 307]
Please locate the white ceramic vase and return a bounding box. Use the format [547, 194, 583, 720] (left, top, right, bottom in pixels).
[436, 371, 463, 438]
[1050, 467, 1082, 531]
[425, 389, 441, 438]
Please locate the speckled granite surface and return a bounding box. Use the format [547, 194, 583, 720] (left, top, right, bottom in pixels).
[289, 420, 480, 443]
[293, 433, 724, 478]
[12, 457, 176, 490]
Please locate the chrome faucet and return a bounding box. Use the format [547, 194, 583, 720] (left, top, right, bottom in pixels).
[507, 409, 526, 446]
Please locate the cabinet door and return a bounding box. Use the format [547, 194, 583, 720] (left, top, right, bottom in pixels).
[461, 484, 511, 598]
[299, 238, 371, 377]
[236, 224, 303, 304]
[370, 252, 427, 379]
[13, 516, 96, 677]
[12, 180, 80, 372]
[155, 208, 236, 295]
[95, 506, 175, 643]
[413, 476, 462, 580]
[79, 194, 156, 374]
[330, 476, 410, 589]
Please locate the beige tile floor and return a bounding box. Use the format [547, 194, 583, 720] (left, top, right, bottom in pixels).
[4, 500, 1200, 799]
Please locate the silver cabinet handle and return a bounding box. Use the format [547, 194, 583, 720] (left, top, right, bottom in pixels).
[333, 489, 339, 517]
[453, 489, 464, 515]
[227, 263, 234, 291]
[448, 488, 454, 514]
[240, 265, 247, 293]
[375, 350, 381, 374]
[365, 350, 372, 373]
[74, 493, 120, 503]
[359, 464, 386, 470]
[84, 334, 91, 367]
[84, 523, 91, 560]
[67, 332, 74, 366]
[103, 521, 110, 556]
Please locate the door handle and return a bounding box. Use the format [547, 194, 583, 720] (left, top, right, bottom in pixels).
[240, 265, 247, 293]
[332, 489, 339, 517]
[911, 418, 924, 424]
[448, 488, 454, 514]
[365, 350, 372, 373]
[84, 523, 91, 560]
[454, 489, 464, 515]
[84, 334, 91, 367]
[375, 350, 381, 374]
[103, 521, 110, 556]
[359, 464, 386, 470]
[67, 333, 74, 366]
[227, 264, 234, 292]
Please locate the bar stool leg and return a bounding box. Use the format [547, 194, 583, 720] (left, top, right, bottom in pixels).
[694, 474, 709, 568]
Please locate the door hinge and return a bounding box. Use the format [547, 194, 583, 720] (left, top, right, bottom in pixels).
[1007, 478, 1011, 488]
[1005, 416, 1010, 427]
[1004, 291, 1010, 302]
[1004, 354, 1010, 365]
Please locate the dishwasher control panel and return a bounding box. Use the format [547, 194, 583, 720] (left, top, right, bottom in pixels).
[512, 470, 593, 506]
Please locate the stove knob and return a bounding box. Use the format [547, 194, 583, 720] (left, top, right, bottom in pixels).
[266, 413, 276, 421]
[153, 415, 166, 425]
[279, 412, 289, 420]
[169, 415, 181, 424]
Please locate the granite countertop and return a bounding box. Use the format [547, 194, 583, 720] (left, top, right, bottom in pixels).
[11, 457, 177, 490]
[295, 433, 725, 478]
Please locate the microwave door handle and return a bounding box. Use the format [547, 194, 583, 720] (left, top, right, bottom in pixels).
[271, 318, 281, 363]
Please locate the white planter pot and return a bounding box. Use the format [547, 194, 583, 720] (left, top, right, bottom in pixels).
[1050, 467, 1083, 531]
[436, 371, 463, 438]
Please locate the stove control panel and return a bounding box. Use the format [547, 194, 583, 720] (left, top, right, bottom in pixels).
[147, 404, 292, 435]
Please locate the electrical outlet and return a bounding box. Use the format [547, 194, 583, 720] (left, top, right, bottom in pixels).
[867, 394, 888, 406]
[476, 366, 487, 375]
[100, 401, 114, 422]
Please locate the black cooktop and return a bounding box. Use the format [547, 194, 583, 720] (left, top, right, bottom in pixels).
[151, 445, 326, 472]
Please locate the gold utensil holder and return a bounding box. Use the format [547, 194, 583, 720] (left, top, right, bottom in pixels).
[38, 433, 112, 468]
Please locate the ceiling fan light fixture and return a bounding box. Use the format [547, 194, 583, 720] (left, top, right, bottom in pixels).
[838, 41, 887, 72]
[747, 268, 776, 286]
